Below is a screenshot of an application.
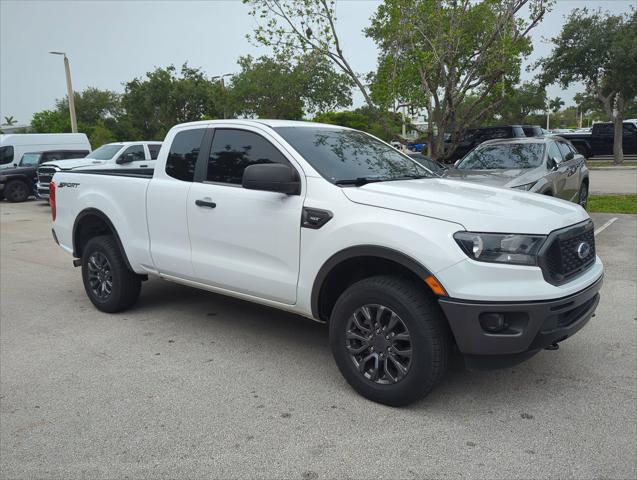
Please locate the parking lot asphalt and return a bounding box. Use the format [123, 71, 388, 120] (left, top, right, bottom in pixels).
[589, 168, 637, 195]
[1, 201, 635, 479]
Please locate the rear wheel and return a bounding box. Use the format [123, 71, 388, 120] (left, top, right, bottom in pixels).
[578, 182, 589, 208]
[81, 235, 141, 313]
[4, 180, 30, 202]
[329, 275, 449, 406]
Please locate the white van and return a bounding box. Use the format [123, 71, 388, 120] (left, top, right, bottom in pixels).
[0, 133, 91, 170]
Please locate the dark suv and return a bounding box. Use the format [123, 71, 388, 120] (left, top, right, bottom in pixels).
[446, 125, 527, 161]
[0, 149, 88, 202]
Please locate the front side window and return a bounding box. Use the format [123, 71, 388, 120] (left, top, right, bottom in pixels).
[274, 127, 429, 184]
[119, 145, 145, 161]
[89, 144, 123, 160]
[206, 129, 290, 185]
[557, 142, 572, 159]
[547, 141, 563, 162]
[165, 128, 205, 182]
[0, 146, 14, 165]
[20, 152, 42, 166]
[148, 144, 161, 160]
[457, 143, 545, 170]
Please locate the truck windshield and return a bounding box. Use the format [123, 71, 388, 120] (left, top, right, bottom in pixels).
[88, 144, 123, 160]
[274, 127, 431, 184]
[20, 152, 42, 166]
[456, 143, 545, 170]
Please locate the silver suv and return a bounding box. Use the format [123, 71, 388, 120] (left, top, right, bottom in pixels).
[444, 137, 590, 207]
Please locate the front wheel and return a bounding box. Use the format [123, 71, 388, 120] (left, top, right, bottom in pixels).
[329, 275, 449, 406]
[81, 235, 141, 313]
[578, 182, 589, 208]
[4, 180, 30, 202]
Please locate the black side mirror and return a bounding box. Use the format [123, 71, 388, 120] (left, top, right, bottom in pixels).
[547, 156, 559, 171]
[565, 151, 574, 161]
[242, 163, 300, 195]
[116, 153, 135, 165]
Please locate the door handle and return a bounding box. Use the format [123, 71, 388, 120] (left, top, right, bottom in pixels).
[139, 164, 148, 168]
[195, 199, 216, 208]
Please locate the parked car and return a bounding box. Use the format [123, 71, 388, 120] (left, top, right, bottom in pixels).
[0, 149, 89, 202]
[0, 133, 90, 170]
[445, 137, 589, 207]
[50, 120, 602, 406]
[408, 153, 447, 176]
[521, 125, 543, 137]
[36, 141, 161, 199]
[559, 121, 637, 157]
[445, 125, 527, 161]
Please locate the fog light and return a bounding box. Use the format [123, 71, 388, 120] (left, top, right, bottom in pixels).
[479, 312, 508, 333]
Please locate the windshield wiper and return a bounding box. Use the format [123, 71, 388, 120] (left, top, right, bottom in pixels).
[334, 177, 386, 186]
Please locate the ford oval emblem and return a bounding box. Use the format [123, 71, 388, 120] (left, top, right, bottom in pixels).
[576, 241, 591, 260]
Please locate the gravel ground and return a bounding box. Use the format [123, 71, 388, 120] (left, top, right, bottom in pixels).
[1, 201, 635, 479]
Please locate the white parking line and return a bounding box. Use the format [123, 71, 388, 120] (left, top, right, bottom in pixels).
[594, 217, 618, 236]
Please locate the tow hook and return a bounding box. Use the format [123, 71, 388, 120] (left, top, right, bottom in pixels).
[545, 343, 559, 351]
[72, 259, 82, 267]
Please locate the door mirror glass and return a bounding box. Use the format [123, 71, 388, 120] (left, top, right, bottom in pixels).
[242, 163, 300, 195]
[565, 151, 574, 161]
[547, 156, 559, 170]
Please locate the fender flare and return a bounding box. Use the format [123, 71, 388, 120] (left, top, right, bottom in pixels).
[72, 207, 133, 271]
[310, 245, 433, 319]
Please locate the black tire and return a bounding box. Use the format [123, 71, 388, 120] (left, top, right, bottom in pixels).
[578, 182, 589, 208]
[329, 275, 449, 407]
[4, 180, 30, 202]
[81, 235, 141, 313]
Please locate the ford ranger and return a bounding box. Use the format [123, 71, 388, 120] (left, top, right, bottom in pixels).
[50, 120, 603, 406]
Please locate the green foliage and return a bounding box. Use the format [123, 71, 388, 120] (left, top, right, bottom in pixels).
[314, 107, 406, 141]
[122, 64, 224, 140]
[367, 0, 550, 159]
[31, 109, 71, 133]
[483, 82, 546, 125]
[89, 121, 117, 149]
[230, 53, 352, 119]
[587, 195, 637, 214]
[3, 116, 17, 126]
[535, 8, 636, 163]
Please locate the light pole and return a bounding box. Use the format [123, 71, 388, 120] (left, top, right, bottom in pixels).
[49, 51, 77, 133]
[212, 73, 233, 119]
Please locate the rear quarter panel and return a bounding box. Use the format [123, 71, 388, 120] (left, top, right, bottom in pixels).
[53, 172, 153, 273]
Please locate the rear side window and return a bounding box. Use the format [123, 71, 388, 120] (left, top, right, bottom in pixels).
[165, 128, 205, 182]
[0, 146, 14, 165]
[595, 124, 613, 135]
[148, 144, 161, 160]
[206, 129, 289, 185]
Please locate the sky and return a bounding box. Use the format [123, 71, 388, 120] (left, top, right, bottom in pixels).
[1, 0, 634, 125]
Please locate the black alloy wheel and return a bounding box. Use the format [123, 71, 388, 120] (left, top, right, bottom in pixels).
[345, 304, 412, 384]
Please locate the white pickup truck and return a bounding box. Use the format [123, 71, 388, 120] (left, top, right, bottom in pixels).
[36, 141, 162, 199]
[50, 120, 603, 406]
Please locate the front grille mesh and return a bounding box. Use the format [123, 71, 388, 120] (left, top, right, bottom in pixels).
[542, 222, 595, 284]
[37, 167, 58, 185]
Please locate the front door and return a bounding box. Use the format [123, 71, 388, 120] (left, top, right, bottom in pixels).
[187, 127, 304, 304]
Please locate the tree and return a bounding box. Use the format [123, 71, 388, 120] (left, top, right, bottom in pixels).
[3, 116, 17, 126]
[367, 0, 550, 159]
[314, 107, 406, 141]
[122, 64, 224, 139]
[536, 8, 637, 164]
[549, 97, 564, 113]
[89, 121, 117, 149]
[244, 0, 374, 107]
[229, 54, 352, 119]
[481, 82, 546, 124]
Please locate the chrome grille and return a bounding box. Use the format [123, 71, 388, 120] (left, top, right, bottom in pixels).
[37, 166, 58, 185]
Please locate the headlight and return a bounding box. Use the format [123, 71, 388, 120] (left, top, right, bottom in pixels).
[454, 231, 546, 266]
[512, 182, 536, 191]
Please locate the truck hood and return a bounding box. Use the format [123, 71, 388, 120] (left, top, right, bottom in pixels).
[0, 166, 36, 176]
[40, 158, 108, 170]
[341, 178, 588, 233]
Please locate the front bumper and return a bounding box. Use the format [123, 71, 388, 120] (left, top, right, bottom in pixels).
[36, 182, 50, 199]
[439, 275, 602, 367]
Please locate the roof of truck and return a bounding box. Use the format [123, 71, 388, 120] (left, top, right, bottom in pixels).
[173, 119, 349, 130]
